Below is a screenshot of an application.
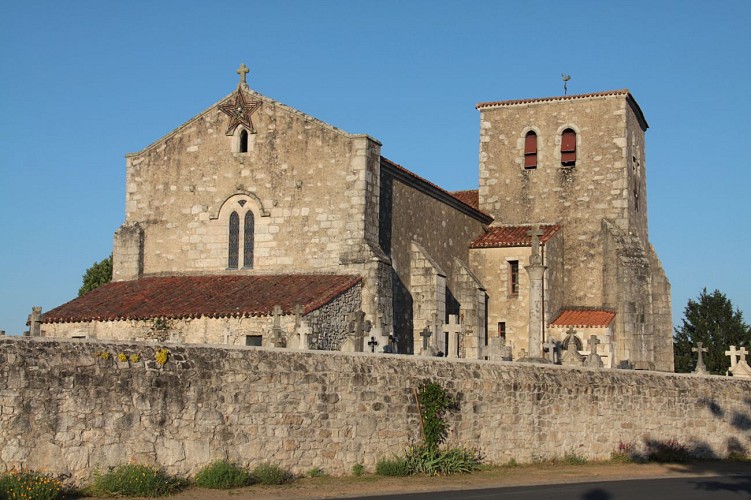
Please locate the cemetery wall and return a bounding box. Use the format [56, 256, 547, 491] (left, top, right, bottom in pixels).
[1, 337, 749, 485]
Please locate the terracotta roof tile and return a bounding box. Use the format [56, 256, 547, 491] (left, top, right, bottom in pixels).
[450, 190, 479, 210]
[476, 89, 631, 110]
[549, 309, 616, 328]
[469, 224, 560, 249]
[42, 274, 362, 323]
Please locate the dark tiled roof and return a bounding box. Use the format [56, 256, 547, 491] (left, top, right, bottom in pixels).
[469, 224, 560, 249]
[549, 309, 616, 328]
[42, 274, 362, 323]
[476, 89, 630, 109]
[380, 157, 493, 223]
[450, 190, 479, 210]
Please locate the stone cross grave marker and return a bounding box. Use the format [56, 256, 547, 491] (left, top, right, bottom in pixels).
[584, 335, 603, 368]
[692, 342, 709, 374]
[420, 326, 433, 356]
[561, 327, 584, 366]
[269, 305, 285, 348]
[725, 345, 739, 370]
[729, 346, 751, 379]
[544, 337, 558, 363]
[368, 336, 379, 353]
[443, 314, 462, 358]
[293, 304, 303, 330]
[347, 311, 369, 352]
[297, 321, 311, 350]
[431, 312, 444, 355]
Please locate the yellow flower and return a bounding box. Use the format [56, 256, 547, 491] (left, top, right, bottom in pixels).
[155, 348, 169, 366]
[118, 352, 127, 363]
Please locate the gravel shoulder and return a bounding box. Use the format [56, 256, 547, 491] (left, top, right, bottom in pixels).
[82, 460, 751, 499]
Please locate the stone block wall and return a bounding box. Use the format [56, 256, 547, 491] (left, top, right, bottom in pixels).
[2, 337, 749, 485]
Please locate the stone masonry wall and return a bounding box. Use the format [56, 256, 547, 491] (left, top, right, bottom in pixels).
[2, 337, 749, 485]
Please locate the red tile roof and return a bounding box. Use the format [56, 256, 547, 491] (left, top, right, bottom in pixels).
[42, 274, 362, 323]
[450, 190, 479, 210]
[549, 309, 616, 328]
[476, 89, 631, 109]
[381, 157, 493, 223]
[469, 224, 560, 249]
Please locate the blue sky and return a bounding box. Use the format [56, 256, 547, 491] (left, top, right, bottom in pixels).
[1, 0, 749, 334]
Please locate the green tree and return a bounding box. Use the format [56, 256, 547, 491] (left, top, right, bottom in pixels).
[673, 288, 750, 374]
[78, 254, 113, 296]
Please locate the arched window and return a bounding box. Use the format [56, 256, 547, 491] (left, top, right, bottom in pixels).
[561, 129, 577, 167]
[228, 211, 239, 269]
[243, 211, 254, 268]
[524, 131, 537, 169]
[239, 129, 249, 153]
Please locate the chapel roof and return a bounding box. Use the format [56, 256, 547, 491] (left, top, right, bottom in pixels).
[381, 158, 493, 224]
[549, 309, 616, 328]
[42, 274, 362, 323]
[469, 224, 560, 249]
[450, 190, 480, 211]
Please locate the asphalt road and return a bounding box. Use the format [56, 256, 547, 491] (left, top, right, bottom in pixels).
[355, 474, 751, 499]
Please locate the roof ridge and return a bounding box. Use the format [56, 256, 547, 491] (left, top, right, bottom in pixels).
[476, 89, 630, 110]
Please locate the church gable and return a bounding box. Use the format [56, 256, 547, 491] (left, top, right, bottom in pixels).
[117, 66, 383, 278]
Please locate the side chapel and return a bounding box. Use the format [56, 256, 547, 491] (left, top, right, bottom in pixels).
[39, 64, 674, 371]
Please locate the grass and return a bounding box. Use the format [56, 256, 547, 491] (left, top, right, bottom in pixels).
[351, 463, 365, 476]
[251, 463, 294, 485]
[375, 457, 411, 477]
[84, 464, 186, 497]
[0, 470, 65, 500]
[194, 460, 251, 489]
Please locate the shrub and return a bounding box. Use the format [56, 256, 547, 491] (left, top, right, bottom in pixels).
[611, 441, 637, 463]
[404, 444, 481, 476]
[307, 466, 324, 478]
[86, 464, 186, 497]
[418, 382, 457, 450]
[251, 463, 294, 485]
[0, 470, 64, 500]
[194, 460, 251, 489]
[375, 458, 411, 477]
[351, 463, 364, 476]
[504, 458, 519, 468]
[727, 451, 749, 462]
[562, 451, 587, 465]
[645, 439, 692, 463]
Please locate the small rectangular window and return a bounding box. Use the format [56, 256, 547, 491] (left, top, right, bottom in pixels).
[497, 321, 506, 339]
[508, 260, 519, 295]
[245, 335, 262, 347]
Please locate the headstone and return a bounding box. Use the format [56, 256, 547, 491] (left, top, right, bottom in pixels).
[293, 304, 304, 330]
[367, 336, 379, 353]
[342, 311, 369, 352]
[268, 305, 286, 348]
[26, 306, 43, 337]
[725, 345, 739, 370]
[544, 337, 558, 364]
[729, 346, 751, 379]
[289, 320, 311, 350]
[431, 313, 444, 355]
[419, 326, 434, 356]
[443, 314, 462, 358]
[692, 342, 709, 374]
[584, 335, 604, 368]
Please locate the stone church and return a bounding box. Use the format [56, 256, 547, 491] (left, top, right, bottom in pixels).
[39, 65, 673, 371]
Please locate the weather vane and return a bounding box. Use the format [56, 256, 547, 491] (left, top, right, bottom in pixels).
[561, 74, 571, 95]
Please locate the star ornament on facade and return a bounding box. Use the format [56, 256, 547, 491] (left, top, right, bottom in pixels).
[218, 90, 262, 136]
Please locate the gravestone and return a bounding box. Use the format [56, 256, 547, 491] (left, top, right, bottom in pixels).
[341, 311, 370, 352]
[584, 335, 604, 368]
[430, 313, 444, 355]
[544, 337, 558, 364]
[367, 336, 379, 353]
[692, 342, 709, 374]
[443, 314, 462, 358]
[419, 326, 435, 356]
[288, 320, 311, 350]
[728, 346, 751, 379]
[560, 328, 584, 366]
[267, 305, 286, 348]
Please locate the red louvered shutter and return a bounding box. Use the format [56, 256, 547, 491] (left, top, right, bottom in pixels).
[561, 129, 576, 166]
[524, 131, 537, 169]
